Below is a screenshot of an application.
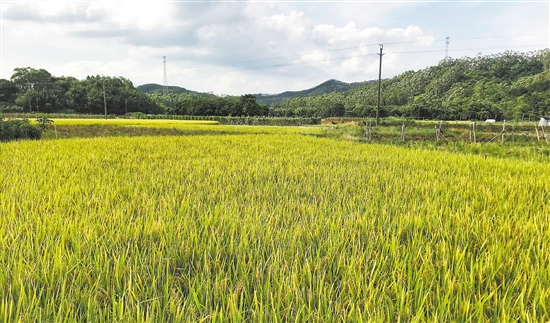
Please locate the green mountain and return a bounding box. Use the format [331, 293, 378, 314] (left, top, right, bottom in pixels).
[255, 79, 371, 105]
[273, 49, 550, 120]
[137, 83, 215, 98]
[138, 79, 370, 104]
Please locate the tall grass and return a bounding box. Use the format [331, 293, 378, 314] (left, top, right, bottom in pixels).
[0, 134, 549, 321]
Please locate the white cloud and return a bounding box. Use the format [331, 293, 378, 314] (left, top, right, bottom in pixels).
[51, 59, 141, 78]
[300, 52, 331, 66]
[260, 10, 311, 40]
[1, 1, 547, 95]
[314, 22, 384, 44]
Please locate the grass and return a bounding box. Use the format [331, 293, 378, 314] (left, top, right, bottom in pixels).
[1, 132, 549, 321]
[323, 122, 550, 162]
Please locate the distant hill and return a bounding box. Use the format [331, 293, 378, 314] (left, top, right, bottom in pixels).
[275, 49, 550, 120]
[138, 79, 374, 104]
[137, 83, 216, 98]
[254, 79, 373, 105]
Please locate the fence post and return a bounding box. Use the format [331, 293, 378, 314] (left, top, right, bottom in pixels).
[541, 125, 548, 144]
[501, 121, 506, 143]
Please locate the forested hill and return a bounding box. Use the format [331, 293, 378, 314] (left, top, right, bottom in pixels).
[254, 79, 371, 105]
[272, 49, 550, 120]
[137, 79, 371, 105]
[137, 83, 216, 98]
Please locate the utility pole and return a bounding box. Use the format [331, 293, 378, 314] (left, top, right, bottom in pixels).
[163, 56, 168, 95]
[125, 98, 128, 114]
[26, 79, 31, 112]
[36, 97, 39, 113]
[376, 44, 384, 126]
[102, 77, 107, 119]
[445, 36, 450, 59]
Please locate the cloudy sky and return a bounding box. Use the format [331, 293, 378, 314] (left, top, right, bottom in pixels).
[1, 0, 548, 95]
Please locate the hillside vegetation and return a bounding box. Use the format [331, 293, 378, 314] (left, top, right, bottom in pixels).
[275, 49, 550, 120]
[254, 79, 370, 105]
[1, 49, 548, 120]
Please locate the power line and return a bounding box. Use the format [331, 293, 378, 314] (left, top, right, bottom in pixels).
[226, 43, 381, 66]
[385, 43, 548, 55]
[193, 33, 549, 68]
[144, 33, 548, 74]
[144, 43, 546, 78]
[134, 34, 547, 79]
[452, 33, 549, 42]
[117, 32, 548, 82]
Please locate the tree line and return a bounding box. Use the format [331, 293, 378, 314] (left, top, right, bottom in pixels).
[1, 49, 548, 120]
[150, 92, 268, 117]
[275, 49, 550, 121]
[0, 67, 268, 117]
[1, 68, 163, 115]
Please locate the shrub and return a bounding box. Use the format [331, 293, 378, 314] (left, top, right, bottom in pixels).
[0, 119, 42, 142]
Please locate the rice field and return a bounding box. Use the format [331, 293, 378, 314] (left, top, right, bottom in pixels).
[47, 119, 221, 126]
[0, 131, 549, 321]
[38, 119, 323, 140]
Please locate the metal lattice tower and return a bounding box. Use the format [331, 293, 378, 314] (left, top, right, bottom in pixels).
[163, 56, 168, 95]
[445, 37, 450, 59]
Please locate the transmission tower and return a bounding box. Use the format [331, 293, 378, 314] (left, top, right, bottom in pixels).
[445, 36, 450, 59]
[163, 56, 168, 95]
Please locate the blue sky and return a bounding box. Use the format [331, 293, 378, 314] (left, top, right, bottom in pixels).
[1, 0, 548, 95]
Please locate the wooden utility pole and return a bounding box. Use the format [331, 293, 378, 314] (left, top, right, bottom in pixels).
[376, 44, 383, 126]
[541, 125, 548, 144]
[27, 79, 31, 112]
[102, 77, 107, 119]
[365, 119, 372, 141]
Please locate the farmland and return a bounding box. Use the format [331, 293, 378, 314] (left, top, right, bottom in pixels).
[37, 118, 322, 139]
[0, 123, 549, 321]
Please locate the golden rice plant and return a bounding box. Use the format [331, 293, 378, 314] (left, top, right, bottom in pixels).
[0, 133, 548, 321]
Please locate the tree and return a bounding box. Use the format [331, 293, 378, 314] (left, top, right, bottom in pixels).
[10, 67, 53, 92]
[241, 94, 266, 116]
[330, 103, 345, 117]
[65, 76, 163, 115]
[0, 79, 18, 102]
[36, 114, 54, 132]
